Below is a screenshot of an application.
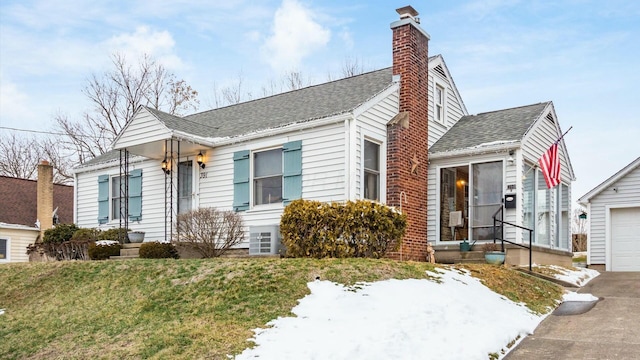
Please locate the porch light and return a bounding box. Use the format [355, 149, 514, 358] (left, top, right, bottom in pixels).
[507, 150, 515, 166]
[197, 151, 206, 169]
[161, 158, 171, 175]
[579, 212, 587, 220]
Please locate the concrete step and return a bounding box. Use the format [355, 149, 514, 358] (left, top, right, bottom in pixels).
[122, 243, 143, 249]
[109, 255, 140, 260]
[120, 248, 140, 257]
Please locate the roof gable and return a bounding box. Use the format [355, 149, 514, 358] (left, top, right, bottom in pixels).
[578, 156, 640, 204]
[0, 176, 74, 227]
[429, 102, 549, 154]
[429, 54, 468, 116]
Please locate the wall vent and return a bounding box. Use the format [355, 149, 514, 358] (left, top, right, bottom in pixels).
[433, 64, 447, 79]
[546, 112, 555, 123]
[249, 225, 282, 255]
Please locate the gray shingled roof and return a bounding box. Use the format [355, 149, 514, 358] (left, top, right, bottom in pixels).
[183, 67, 394, 138]
[80, 68, 394, 167]
[429, 102, 550, 153]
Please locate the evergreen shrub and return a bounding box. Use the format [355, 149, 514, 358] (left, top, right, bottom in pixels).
[280, 199, 407, 259]
[43, 224, 79, 244]
[88, 242, 122, 260]
[139, 242, 180, 259]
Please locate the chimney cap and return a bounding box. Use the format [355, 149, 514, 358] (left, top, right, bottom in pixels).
[40, 160, 50, 166]
[396, 6, 419, 19]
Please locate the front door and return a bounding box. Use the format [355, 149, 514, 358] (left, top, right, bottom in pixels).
[178, 160, 193, 214]
[471, 161, 503, 241]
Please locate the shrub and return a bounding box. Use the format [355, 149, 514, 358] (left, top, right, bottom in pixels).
[71, 228, 102, 242]
[280, 199, 407, 259]
[175, 207, 245, 258]
[482, 242, 501, 252]
[88, 242, 122, 260]
[27, 241, 90, 261]
[98, 228, 129, 242]
[139, 242, 179, 259]
[43, 224, 80, 244]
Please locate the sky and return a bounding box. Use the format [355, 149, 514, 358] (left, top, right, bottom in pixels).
[1, 0, 639, 205]
[234, 266, 600, 359]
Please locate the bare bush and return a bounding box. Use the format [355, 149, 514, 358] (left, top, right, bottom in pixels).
[175, 207, 245, 258]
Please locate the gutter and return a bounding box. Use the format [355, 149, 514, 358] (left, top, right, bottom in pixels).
[429, 141, 521, 160]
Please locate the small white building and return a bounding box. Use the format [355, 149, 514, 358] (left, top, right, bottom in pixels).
[579, 157, 640, 271]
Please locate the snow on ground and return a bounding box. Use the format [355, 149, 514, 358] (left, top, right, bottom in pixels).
[235, 268, 548, 360]
[563, 292, 599, 302]
[544, 265, 600, 287]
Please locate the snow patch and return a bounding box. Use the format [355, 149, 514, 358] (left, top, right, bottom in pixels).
[563, 292, 599, 302]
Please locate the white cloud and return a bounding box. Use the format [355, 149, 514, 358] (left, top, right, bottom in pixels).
[261, 0, 331, 71]
[105, 26, 185, 70]
[339, 28, 354, 49]
[0, 75, 35, 128]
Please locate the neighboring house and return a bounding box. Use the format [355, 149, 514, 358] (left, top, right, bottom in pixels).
[578, 157, 640, 271]
[73, 6, 575, 265]
[0, 162, 74, 263]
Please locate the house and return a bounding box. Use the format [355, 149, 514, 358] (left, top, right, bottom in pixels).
[0, 161, 74, 263]
[578, 157, 640, 271]
[73, 6, 575, 265]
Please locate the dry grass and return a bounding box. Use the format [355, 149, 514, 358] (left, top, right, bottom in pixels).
[0, 259, 561, 359]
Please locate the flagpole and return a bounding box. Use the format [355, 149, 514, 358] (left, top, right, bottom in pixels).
[553, 126, 573, 145]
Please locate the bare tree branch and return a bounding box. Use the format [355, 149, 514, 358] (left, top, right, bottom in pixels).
[56, 53, 199, 164]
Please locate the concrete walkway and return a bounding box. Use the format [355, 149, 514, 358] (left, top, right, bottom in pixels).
[505, 272, 640, 359]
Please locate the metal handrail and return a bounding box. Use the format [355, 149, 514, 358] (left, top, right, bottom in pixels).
[492, 206, 533, 271]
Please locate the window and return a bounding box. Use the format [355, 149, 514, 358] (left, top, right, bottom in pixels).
[254, 148, 283, 205]
[233, 141, 302, 212]
[0, 238, 7, 261]
[111, 176, 124, 220]
[439, 166, 469, 241]
[435, 84, 445, 123]
[364, 140, 380, 200]
[522, 163, 535, 232]
[536, 169, 551, 246]
[98, 169, 142, 224]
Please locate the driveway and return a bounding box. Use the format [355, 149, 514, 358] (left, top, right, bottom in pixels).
[505, 272, 640, 359]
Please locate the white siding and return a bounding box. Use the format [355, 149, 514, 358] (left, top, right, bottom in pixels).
[198, 122, 349, 247]
[521, 112, 572, 183]
[588, 165, 640, 265]
[76, 159, 167, 241]
[354, 90, 398, 199]
[113, 110, 171, 149]
[0, 227, 38, 263]
[427, 153, 516, 244]
[427, 68, 466, 147]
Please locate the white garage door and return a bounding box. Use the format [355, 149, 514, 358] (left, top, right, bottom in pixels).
[611, 207, 640, 271]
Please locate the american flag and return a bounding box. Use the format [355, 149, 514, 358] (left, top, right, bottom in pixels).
[539, 143, 561, 188]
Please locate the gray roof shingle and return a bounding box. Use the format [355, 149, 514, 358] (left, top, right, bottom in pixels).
[184, 67, 393, 138]
[429, 102, 550, 154]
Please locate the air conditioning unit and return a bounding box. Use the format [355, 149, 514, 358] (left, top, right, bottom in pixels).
[249, 225, 282, 255]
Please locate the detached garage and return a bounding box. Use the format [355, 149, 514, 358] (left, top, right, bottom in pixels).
[579, 157, 640, 271]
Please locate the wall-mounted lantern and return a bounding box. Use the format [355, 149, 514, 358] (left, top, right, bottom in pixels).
[161, 158, 171, 175]
[197, 151, 206, 169]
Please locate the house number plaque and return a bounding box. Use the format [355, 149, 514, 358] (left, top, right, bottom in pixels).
[200, 172, 208, 179]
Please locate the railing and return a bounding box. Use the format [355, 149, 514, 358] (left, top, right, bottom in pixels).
[492, 206, 533, 271]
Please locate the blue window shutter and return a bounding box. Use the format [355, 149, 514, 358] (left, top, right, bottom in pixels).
[233, 150, 250, 211]
[128, 169, 143, 221]
[283, 140, 302, 205]
[97, 175, 109, 224]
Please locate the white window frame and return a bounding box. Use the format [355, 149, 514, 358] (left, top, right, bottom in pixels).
[435, 83, 446, 124]
[110, 175, 124, 221]
[435, 159, 505, 244]
[0, 237, 9, 262]
[251, 146, 284, 208]
[360, 134, 386, 203]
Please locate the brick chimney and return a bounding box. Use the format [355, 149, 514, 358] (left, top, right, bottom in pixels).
[37, 160, 54, 239]
[387, 6, 429, 261]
